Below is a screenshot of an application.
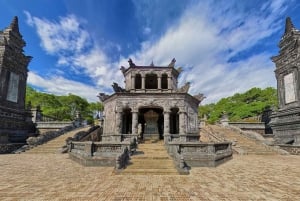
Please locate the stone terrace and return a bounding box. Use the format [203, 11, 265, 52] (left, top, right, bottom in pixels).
[0, 153, 299, 200]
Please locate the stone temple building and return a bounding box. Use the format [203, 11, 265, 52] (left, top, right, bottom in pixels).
[270, 17, 300, 145]
[68, 59, 232, 170]
[0, 17, 34, 145]
[99, 58, 204, 143]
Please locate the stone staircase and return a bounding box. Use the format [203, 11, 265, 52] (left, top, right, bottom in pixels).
[24, 126, 91, 154]
[207, 125, 279, 155]
[120, 140, 179, 175]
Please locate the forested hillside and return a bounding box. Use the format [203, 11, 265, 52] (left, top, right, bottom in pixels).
[199, 87, 277, 123]
[26, 86, 103, 122]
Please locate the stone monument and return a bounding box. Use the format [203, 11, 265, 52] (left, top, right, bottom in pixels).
[0, 16, 34, 144]
[270, 17, 300, 145]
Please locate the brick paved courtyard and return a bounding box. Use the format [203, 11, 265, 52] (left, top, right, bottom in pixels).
[0, 154, 299, 200]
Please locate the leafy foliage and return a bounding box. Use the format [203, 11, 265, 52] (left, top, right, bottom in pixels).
[199, 87, 278, 124]
[26, 85, 103, 121]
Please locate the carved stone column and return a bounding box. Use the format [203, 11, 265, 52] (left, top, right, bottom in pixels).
[116, 112, 122, 135]
[141, 75, 145, 90]
[168, 76, 172, 90]
[131, 74, 135, 90]
[132, 111, 138, 137]
[163, 111, 170, 143]
[179, 111, 186, 141]
[157, 75, 162, 89]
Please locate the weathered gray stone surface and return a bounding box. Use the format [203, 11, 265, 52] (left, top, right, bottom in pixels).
[270, 17, 300, 145]
[0, 17, 34, 144]
[70, 59, 232, 170]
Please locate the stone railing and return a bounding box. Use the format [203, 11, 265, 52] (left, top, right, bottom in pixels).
[26, 125, 75, 147]
[0, 143, 24, 154]
[278, 145, 300, 155]
[228, 122, 267, 135]
[167, 141, 233, 168]
[68, 141, 135, 167]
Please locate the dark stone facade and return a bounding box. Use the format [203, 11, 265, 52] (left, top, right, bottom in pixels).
[270, 17, 300, 145]
[0, 17, 34, 144]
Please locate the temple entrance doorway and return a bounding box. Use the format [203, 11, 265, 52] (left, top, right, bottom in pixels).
[122, 108, 132, 134]
[138, 107, 163, 140]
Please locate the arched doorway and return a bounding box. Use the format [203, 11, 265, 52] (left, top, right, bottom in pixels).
[138, 107, 163, 140]
[122, 108, 132, 134]
[170, 107, 179, 134]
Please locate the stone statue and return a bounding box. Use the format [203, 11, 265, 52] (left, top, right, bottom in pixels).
[138, 123, 142, 139]
[120, 66, 126, 75]
[193, 93, 205, 103]
[178, 82, 190, 93]
[98, 93, 109, 102]
[168, 58, 176, 67]
[176, 67, 183, 74]
[112, 82, 126, 92]
[128, 58, 136, 67]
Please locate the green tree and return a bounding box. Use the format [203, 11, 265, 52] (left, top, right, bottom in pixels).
[199, 87, 278, 124]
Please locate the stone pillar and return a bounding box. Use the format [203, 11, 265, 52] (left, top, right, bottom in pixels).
[131, 75, 135, 90]
[142, 75, 145, 90]
[158, 75, 161, 89]
[168, 76, 172, 90]
[163, 111, 170, 144]
[116, 112, 122, 135]
[132, 112, 138, 137]
[179, 111, 186, 141]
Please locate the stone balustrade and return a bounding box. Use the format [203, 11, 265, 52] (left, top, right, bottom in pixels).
[167, 141, 233, 167]
[68, 141, 135, 167]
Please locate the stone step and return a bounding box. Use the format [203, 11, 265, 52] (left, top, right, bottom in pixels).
[121, 168, 178, 175]
[208, 125, 279, 155]
[119, 140, 179, 175]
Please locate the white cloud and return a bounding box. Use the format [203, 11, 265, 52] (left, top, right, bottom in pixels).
[24, 11, 122, 98]
[24, 11, 90, 54]
[24, 0, 288, 104]
[27, 72, 100, 102]
[123, 0, 285, 103]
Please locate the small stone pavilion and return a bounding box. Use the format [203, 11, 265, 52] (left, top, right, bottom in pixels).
[270, 17, 300, 145]
[99, 58, 203, 143]
[70, 59, 232, 170]
[0, 17, 34, 146]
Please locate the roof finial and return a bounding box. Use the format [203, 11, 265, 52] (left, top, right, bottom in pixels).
[285, 17, 295, 35]
[150, 60, 154, 66]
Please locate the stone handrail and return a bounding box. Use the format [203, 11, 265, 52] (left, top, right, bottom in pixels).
[27, 125, 75, 147]
[167, 141, 233, 167]
[68, 141, 133, 168]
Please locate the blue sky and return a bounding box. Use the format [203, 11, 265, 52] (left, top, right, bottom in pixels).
[1, 0, 300, 103]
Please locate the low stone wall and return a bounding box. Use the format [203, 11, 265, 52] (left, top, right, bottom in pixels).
[229, 122, 266, 135]
[36, 121, 74, 134]
[68, 141, 134, 167]
[167, 142, 233, 167]
[26, 125, 75, 147]
[0, 143, 24, 154]
[278, 145, 300, 155]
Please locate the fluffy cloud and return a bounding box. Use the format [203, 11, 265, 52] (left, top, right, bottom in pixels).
[24, 11, 122, 99]
[24, 0, 289, 104]
[28, 72, 100, 102]
[126, 0, 286, 103]
[24, 11, 90, 54]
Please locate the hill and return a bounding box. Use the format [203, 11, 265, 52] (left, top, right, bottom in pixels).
[199, 87, 277, 123]
[25, 85, 103, 122]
